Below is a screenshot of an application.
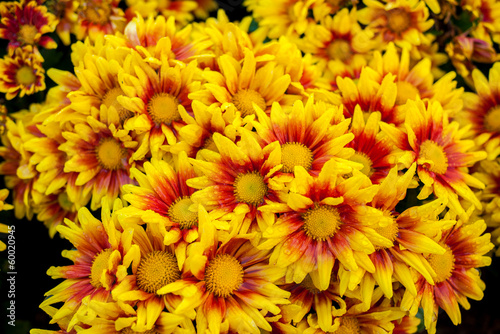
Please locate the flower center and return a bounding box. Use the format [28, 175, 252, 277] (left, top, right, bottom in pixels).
[335, 317, 361, 334]
[96, 138, 125, 171]
[418, 140, 448, 175]
[387, 8, 411, 34]
[349, 151, 373, 177]
[281, 142, 314, 173]
[90, 248, 113, 288]
[233, 172, 267, 206]
[102, 87, 133, 122]
[120, 327, 159, 334]
[326, 39, 352, 62]
[302, 205, 341, 241]
[300, 274, 321, 294]
[484, 105, 500, 133]
[395, 81, 420, 105]
[427, 245, 455, 283]
[19, 24, 38, 45]
[83, 0, 111, 24]
[231, 89, 267, 116]
[136, 251, 180, 294]
[147, 93, 181, 125]
[373, 215, 399, 249]
[205, 254, 244, 298]
[58, 191, 73, 212]
[168, 196, 198, 229]
[15, 66, 36, 86]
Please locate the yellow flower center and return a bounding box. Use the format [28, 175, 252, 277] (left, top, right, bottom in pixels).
[395, 81, 420, 105]
[302, 205, 342, 241]
[231, 89, 267, 116]
[427, 245, 455, 283]
[168, 196, 197, 229]
[136, 251, 180, 294]
[419, 140, 448, 175]
[18, 24, 38, 45]
[484, 105, 500, 133]
[83, 0, 111, 24]
[349, 151, 373, 177]
[387, 8, 411, 34]
[281, 142, 314, 173]
[204, 254, 244, 298]
[120, 328, 159, 334]
[147, 93, 181, 125]
[102, 87, 134, 122]
[58, 192, 73, 212]
[90, 248, 113, 288]
[15, 66, 36, 86]
[326, 39, 352, 62]
[233, 172, 267, 206]
[373, 215, 399, 249]
[300, 275, 321, 294]
[334, 317, 361, 334]
[96, 138, 125, 171]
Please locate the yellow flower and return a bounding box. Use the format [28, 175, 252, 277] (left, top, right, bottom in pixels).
[124, 0, 198, 26]
[0, 46, 46, 100]
[357, 0, 434, 50]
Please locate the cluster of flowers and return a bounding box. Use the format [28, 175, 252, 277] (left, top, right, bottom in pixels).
[0, 0, 499, 333]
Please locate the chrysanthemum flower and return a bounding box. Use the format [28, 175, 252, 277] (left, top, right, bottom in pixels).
[296, 290, 407, 333]
[0, 0, 57, 52]
[117, 53, 200, 159]
[33, 189, 79, 238]
[187, 129, 284, 238]
[469, 0, 500, 46]
[124, 0, 198, 26]
[336, 66, 401, 125]
[357, 0, 434, 50]
[106, 15, 212, 69]
[244, 0, 317, 39]
[381, 99, 487, 220]
[400, 217, 494, 334]
[71, 0, 126, 42]
[300, 8, 377, 71]
[189, 49, 294, 116]
[453, 63, 500, 160]
[0, 46, 45, 100]
[59, 115, 139, 211]
[178, 208, 291, 333]
[259, 158, 395, 291]
[42, 0, 76, 46]
[251, 97, 356, 176]
[40, 203, 134, 330]
[110, 221, 199, 332]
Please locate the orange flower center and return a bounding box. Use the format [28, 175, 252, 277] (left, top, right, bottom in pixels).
[334, 317, 361, 334]
[120, 328, 159, 334]
[147, 93, 181, 125]
[205, 254, 244, 298]
[419, 140, 448, 175]
[387, 8, 411, 34]
[373, 215, 399, 249]
[484, 105, 500, 133]
[102, 87, 133, 122]
[427, 245, 455, 283]
[96, 138, 125, 170]
[281, 142, 313, 173]
[327, 39, 352, 62]
[136, 251, 180, 294]
[231, 89, 267, 116]
[15, 66, 36, 86]
[90, 248, 113, 288]
[234, 172, 267, 206]
[302, 205, 341, 241]
[18, 24, 38, 44]
[83, 1, 111, 24]
[349, 151, 373, 177]
[168, 196, 198, 229]
[395, 81, 420, 105]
